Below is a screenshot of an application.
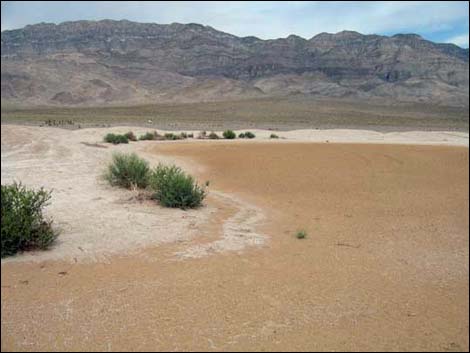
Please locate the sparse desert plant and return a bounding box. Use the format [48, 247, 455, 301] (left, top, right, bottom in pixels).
[223, 130, 236, 139]
[104, 133, 129, 144]
[124, 131, 137, 141]
[208, 132, 220, 139]
[139, 131, 158, 141]
[295, 230, 307, 239]
[1, 183, 58, 258]
[188, 133, 194, 138]
[198, 131, 207, 139]
[238, 132, 246, 138]
[164, 133, 183, 141]
[180, 132, 188, 139]
[149, 164, 206, 209]
[105, 153, 150, 189]
[270, 133, 279, 139]
[244, 131, 256, 139]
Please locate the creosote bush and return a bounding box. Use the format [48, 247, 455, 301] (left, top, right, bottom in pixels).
[223, 130, 236, 139]
[149, 164, 206, 209]
[124, 131, 137, 141]
[239, 131, 256, 139]
[164, 133, 182, 140]
[1, 183, 58, 258]
[295, 230, 307, 239]
[270, 133, 279, 139]
[104, 133, 129, 144]
[208, 132, 220, 139]
[139, 131, 159, 141]
[105, 153, 150, 189]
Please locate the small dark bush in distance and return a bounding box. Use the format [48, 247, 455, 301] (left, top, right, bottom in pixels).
[244, 131, 256, 139]
[124, 131, 137, 141]
[164, 133, 182, 141]
[149, 164, 206, 209]
[105, 152, 150, 189]
[1, 183, 58, 258]
[104, 133, 129, 144]
[223, 130, 236, 139]
[139, 131, 158, 141]
[270, 134, 279, 139]
[208, 132, 220, 139]
[238, 133, 246, 138]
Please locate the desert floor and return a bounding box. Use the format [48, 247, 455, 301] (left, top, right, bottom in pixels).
[1, 125, 469, 351]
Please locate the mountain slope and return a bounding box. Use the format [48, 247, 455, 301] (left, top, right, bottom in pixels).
[1, 20, 468, 106]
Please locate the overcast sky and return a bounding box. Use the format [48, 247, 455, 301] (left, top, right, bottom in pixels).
[1, 1, 469, 47]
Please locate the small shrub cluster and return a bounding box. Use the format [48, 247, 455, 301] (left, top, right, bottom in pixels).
[164, 133, 183, 140]
[270, 134, 279, 139]
[124, 131, 137, 141]
[43, 119, 75, 127]
[1, 183, 58, 258]
[139, 131, 160, 141]
[105, 153, 206, 209]
[239, 131, 256, 139]
[208, 132, 220, 140]
[223, 130, 236, 139]
[105, 153, 150, 189]
[138, 131, 192, 141]
[149, 164, 206, 209]
[104, 133, 129, 144]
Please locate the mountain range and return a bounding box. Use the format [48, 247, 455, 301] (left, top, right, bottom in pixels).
[1, 20, 469, 107]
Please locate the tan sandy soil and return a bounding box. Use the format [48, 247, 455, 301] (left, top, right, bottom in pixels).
[1, 125, 469, 351]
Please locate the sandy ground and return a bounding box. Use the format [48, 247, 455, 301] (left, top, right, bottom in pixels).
[1, 125, 469, 351]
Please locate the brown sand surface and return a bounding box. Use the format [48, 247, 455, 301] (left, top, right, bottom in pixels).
[1, 127, 469, 351]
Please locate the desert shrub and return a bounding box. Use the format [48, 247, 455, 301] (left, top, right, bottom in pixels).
[105, 153, 150, 189]
[223, 130, 236, 139]
[208, 132, 220, 140]
[180, 132, 188, 139]
[104, 133, 129, 144]
[124, 131, 137, 141]
[198, 131, 207, 139]
[238, 133, 246, 138]
[163, 133, 182, 141]
[139, 131, 158, 141]
[188, 133, 194, 138]
[270, 133, 279, 139]
[149, 164, 206, 209]
[244, 131, 256, 139]
[295, 230, 307, 239]
[1, 183, 58, 258]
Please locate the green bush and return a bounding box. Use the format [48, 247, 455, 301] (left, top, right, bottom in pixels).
[149, 164, 206, 209]
[105, 153, 150, 189]
[1, 183, 58, 258]
[238, 133, 246, 138]
[244, 131, 256, 139]
[270, 133, 279, 139]
[139, 131, 160, 141]
[295, 230, 307, 239]
[104, 133, 129, 144]
[223, 130, 236, 139]
[124, 131, 137, 141]
[208, 132, 220, 140]
[164, 133, 182, 141]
